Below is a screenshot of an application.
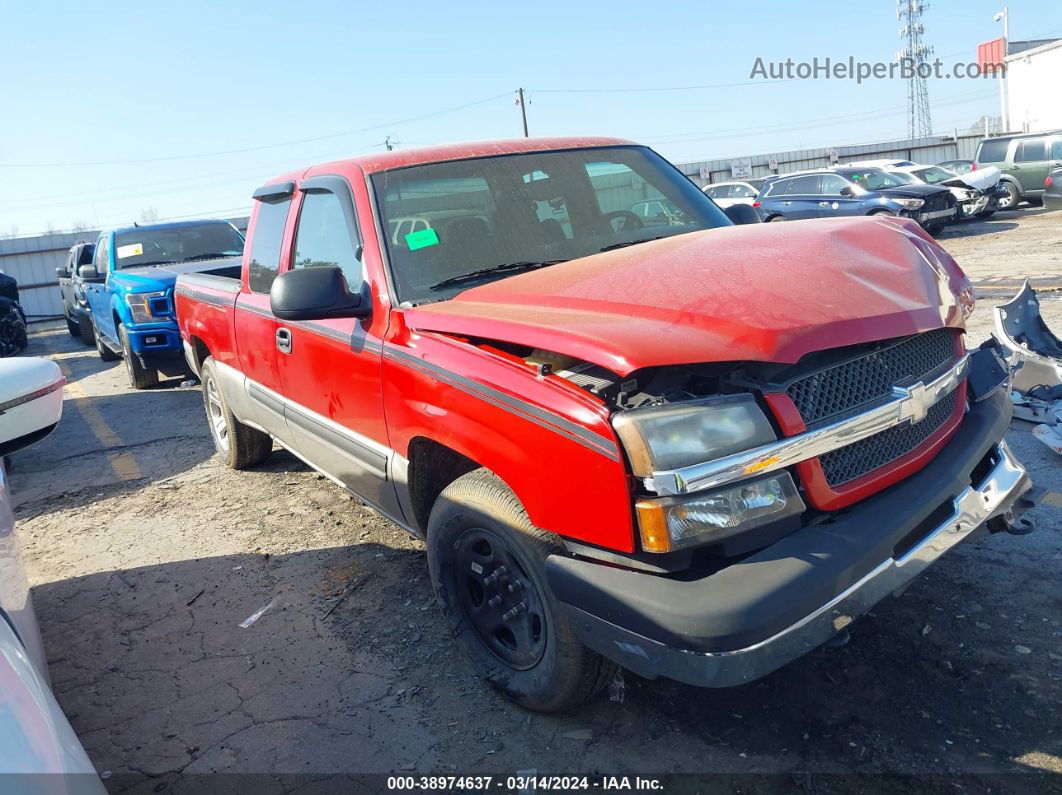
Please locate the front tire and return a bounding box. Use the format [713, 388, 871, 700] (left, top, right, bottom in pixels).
[426, 469, 615, 713]
[200, 357, 272, 469]
[976, 210, 996, 220]
[65, 312, 80, 338]
[119, 325, 159, 390]
[997, 181, 1021, 211]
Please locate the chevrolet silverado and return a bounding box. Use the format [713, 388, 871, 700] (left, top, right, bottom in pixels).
[175, 137, 1032, 712]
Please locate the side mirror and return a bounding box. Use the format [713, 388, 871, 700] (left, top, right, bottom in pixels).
[839, 186, 854, 197]
[0, 358, 64, 458]
[56, 266, 70, 278]
[724, 204, 761, 225]
[269, 266, 370, 321]
[77, 263, 100, 281]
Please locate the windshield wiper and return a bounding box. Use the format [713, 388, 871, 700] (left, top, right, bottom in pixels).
[599, 235, 670, 253]
[430, 260, 565, 291]
[180, 252, 240, 262]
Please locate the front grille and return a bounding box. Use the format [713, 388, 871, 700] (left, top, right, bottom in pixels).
[819, 389, 958, 487]
[786, 329, 955, 428]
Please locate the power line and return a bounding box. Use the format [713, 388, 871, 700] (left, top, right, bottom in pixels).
[530, 79, 790, 94]
[0, 93, 510, 168]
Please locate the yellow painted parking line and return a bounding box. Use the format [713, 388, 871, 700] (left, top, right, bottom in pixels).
[45, 342, 143, 483]
[1039, 490, 1062, 508]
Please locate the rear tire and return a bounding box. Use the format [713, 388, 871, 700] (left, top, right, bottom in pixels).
[426, 469, 616, 713]
[93, 321, 119, 362]
[78, 314, 94, 345]
[200, 357, 272, 469]
[119, 324, 159, 390]
[766, 215, 785, 222]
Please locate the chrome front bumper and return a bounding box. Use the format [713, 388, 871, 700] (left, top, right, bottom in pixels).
[562, 441, 1030, 688]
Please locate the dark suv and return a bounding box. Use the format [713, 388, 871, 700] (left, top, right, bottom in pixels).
[754, 168, 956, 234]
[974, 130, 1062, 209]
[57, 241, 96, 344]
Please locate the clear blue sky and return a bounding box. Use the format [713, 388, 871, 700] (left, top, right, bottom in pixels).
[1, 0, 1059, 236]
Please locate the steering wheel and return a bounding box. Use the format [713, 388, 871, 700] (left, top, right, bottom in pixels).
[604, 210, 645, 233]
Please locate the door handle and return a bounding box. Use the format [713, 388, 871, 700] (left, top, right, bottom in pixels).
[276, 327, 292, 354]
[782, 201, 791, 205]
[819, 201, 831, 206]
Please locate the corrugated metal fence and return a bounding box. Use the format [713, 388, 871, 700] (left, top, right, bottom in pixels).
[0, 217, 249, 321]
[675, 132, 985, 187]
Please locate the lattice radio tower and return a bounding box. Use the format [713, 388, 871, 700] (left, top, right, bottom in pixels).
[897, 0, 933, 139]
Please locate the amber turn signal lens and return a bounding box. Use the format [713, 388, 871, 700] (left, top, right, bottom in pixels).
[635, 499, 672, 553]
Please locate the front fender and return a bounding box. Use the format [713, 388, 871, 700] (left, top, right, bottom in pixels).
[382, 336, 636, 553]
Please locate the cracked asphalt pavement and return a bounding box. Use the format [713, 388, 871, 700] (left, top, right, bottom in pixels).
[7, 209, 1061, 792]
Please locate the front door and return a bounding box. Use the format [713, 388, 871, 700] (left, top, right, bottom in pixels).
[275, 176, 394, 514]
[84, 234, 115, 341]
[816, 174, 865, 217]
[779, 174, 824, 219]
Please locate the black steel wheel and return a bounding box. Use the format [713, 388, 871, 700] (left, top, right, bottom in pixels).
[451, 527, 547, 671]
[427, 469, 615, 713]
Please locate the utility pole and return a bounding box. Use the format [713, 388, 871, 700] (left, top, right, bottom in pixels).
[994, 6, 1010, 132]
[517, 88, 529, 137]
[897, 0, 933, 139]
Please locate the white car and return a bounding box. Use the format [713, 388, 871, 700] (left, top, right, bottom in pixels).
[847, 159, 1005, 220]
[702, 179, 769, 208]
[0, 357, 104, 791]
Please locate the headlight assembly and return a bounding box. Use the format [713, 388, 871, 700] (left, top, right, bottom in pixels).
[893, 198, 926, 211]
[126, 291, 168, 324]
[612, 394, 777, 478]
[635, 472, 806, 553]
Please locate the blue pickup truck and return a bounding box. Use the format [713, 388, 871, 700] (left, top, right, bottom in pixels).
[81, 219, 244, 388]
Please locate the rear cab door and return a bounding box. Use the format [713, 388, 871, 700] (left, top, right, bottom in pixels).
[232, 181, 299, 447]
[777, 174, 823, 219]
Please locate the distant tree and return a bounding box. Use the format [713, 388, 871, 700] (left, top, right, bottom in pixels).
[44, 223, 59, 236]
[2, 224, 16, 239]
[71, 220, 91, 234]
[139, 206, 160, 223]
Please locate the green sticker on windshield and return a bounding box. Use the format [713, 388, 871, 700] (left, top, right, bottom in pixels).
[405, 227, 439, 251]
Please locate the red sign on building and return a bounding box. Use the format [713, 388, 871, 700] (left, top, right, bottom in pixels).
[978, 37, 1007, 75]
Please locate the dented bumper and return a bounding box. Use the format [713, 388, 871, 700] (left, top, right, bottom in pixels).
[547, 383, 1030, 688]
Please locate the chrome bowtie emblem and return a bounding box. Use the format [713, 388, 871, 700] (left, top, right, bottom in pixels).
[895, 381, 931, 424]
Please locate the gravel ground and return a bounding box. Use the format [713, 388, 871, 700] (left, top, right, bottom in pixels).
[8, 207, 1062, 792]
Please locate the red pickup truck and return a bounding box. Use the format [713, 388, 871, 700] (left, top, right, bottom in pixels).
[175, 137, 1032, 712]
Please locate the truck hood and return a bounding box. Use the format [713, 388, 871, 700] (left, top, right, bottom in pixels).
[404, 217, 969, 377]
[113, 256, 240, 292]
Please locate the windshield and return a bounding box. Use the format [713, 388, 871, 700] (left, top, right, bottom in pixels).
[113, 222, 244, 270]
[912, 166, 955, 184]
[888, 171, 920, 185]
[842, 169, 912, 191]
[371, 146, 731, 303]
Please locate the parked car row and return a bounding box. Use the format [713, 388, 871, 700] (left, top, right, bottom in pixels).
[701, 129, 1062, 234]
[0, 271, 28, 358]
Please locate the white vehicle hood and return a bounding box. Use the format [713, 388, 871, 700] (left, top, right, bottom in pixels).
[954, 166, 1001, 191]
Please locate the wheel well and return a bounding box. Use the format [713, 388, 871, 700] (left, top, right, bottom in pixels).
[188, 336, 210, 375]
[406, 437, 479, 534]
[867, 208, 893, 215]
[1000, 177, 1021, 193]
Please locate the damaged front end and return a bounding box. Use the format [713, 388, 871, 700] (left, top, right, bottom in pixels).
[994, 279, 1062, 393]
